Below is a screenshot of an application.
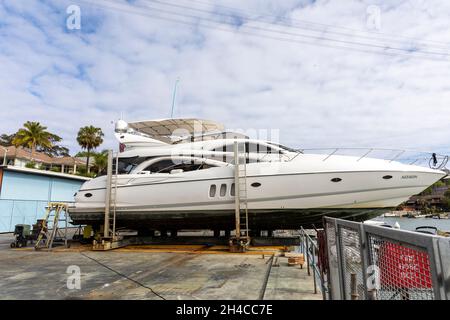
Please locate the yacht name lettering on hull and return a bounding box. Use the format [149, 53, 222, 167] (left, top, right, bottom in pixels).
[401, 175, 418, 179]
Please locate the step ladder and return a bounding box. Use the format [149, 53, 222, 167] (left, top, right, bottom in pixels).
[104, 152, 119, 239]
[110, 162, 119, 239]
[233, 141, 250, 246]
[35, 202, 69, 250]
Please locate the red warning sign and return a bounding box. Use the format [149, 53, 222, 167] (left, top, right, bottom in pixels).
[378, 242, 432, 289]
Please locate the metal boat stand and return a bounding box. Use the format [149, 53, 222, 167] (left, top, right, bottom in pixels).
[92, 150, 122, 251]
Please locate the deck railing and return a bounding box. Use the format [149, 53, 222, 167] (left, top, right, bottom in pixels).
[288, 147, 449, 170]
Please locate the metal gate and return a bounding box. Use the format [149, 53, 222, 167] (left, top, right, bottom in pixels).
[324, 217, 450, 300]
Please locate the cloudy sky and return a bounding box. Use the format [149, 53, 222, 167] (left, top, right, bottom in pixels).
[1, 0, 450, 155]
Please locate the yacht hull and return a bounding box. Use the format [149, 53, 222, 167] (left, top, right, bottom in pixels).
[69, 167, 445, 230]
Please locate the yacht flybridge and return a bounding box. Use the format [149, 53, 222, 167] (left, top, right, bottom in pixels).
[69, 118, 448, 233]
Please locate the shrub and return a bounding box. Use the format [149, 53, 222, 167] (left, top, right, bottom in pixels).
[25, 161, 36, 169]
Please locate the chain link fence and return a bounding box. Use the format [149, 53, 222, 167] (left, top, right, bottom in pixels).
[340, 226, 366, 300]
[324, 217, 450, 300]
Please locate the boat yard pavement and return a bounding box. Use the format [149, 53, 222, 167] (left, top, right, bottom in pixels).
[0, 234, 321, 300]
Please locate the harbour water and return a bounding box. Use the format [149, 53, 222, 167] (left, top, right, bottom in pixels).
[371, 216, 450, 232]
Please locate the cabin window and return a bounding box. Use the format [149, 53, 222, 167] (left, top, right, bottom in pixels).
[212, 143, 277, 154]
[220, 184, 227, 197]
[212, 144, 234, 153]
[383, 175, 393, 180]
[143, 159, 217, 173]
[331, 178, 342, 183]
[247, 143, 268, 154]
[209, 185, 217, 197]
[230, 183, 235, 196]
[144, 159, 175, 173]
[211, 143, 281, 164]
[211, 144, 234, 163]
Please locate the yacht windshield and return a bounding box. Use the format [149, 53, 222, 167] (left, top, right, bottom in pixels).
[116, 156, 148, 174]
[141, 158, 218, 173]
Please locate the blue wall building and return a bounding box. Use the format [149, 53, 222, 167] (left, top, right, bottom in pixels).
[0, 166, 89, 232]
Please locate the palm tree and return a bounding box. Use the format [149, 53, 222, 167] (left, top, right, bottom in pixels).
[12, 122, 53, 161]
[77, 126, 104, 173]
[37, 133, 70, 157]
[93, 150, 108, 175]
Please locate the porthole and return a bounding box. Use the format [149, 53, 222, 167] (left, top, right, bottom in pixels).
[251, 182, 262, 188]
[230, 183, 235, 196]
[209, 185, 217, 197]
[220, 184, 227, 197]
[84, 193, 93, 198]
[331, 178, 342, 183]
[383, 175, 393, 180]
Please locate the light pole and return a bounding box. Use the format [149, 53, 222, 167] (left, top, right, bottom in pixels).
[0, 146, 7, 166]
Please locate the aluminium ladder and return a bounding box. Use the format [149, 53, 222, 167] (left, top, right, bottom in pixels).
[110, 154, 119, 239]
[35, 202, 69, 250]
[233, 142, 250, 246]
[104, 151, 119, 239]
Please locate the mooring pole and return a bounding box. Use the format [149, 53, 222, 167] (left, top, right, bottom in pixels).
[103, 150, 113, 238]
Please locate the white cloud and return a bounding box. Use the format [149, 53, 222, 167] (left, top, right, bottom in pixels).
[0, 0, 449, 155]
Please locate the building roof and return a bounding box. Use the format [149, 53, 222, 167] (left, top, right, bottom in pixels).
[0, 146, 53, 163]
[0, 146, 89, 166]
[52, 156, 86, 166]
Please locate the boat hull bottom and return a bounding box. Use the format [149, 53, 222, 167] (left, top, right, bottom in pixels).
[68, 208, 389, 230]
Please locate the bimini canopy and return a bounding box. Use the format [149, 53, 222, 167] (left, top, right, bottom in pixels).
[127, 118, 225, 141]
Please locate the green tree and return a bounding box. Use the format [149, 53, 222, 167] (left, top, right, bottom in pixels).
[74, 151, 91, 157]
[93, 150, 108, 175]
[37, 133, 70, 157]
[12, 122, 53, 161]
[76, 126, 104, 173]
[420, 180, 445, 196]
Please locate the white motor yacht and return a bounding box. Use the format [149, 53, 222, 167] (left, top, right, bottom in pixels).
[68, 118, 448, 233]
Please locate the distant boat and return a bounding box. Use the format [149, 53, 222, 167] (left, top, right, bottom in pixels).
[383, 212, 399, 218]
[415, 226, 450, 237]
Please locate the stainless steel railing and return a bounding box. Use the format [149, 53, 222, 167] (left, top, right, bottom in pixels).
[288, 147, 449, 170]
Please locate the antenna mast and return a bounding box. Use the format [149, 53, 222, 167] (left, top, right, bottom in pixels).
[170, 77, 180, 118]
